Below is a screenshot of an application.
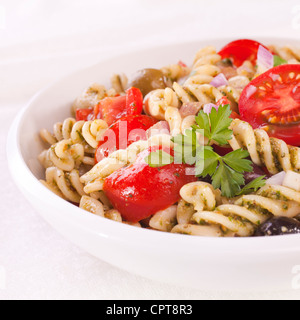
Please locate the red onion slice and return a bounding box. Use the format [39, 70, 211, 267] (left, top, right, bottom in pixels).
[257, 45, 274, 70]
[210, 73, 229, 88]
[146, 121, 170, 138]
[203, 103, 219, 115]
[266, 171, 286, 186]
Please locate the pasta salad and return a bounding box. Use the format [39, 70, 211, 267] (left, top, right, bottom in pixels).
[38, 39, 300, 237]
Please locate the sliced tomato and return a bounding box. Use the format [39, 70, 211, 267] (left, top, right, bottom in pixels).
[94, 96, 127, 126]
[76, 108, 94, 121]
[219, 39, 272, 67]
[103, 146, 197, 222]
[126, 87, 144, 115]
[239, 64, 300, 146]
[94, 88, 144, 126]
[95, 115, 157, 163]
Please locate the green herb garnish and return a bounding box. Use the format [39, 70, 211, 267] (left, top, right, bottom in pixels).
[237, 176, 267, 196]
[145, 105, 266, 198]
[273, 55, 288, 67]
[145, 150, 174, 168]
[193, 104, 233, 145]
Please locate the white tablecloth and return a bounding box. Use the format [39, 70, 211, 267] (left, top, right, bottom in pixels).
[1, 0, 300, 300]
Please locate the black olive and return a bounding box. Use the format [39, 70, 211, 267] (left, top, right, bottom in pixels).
[254, 216, 300, 237]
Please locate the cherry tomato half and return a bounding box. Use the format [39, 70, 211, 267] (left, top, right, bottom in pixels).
[94, 95, 127, 126]
[239, 64, 300, 146]
[103, 146, 197, 222]
[216, 97, 240, 119]
[94, 88, 144, 126]
[76, 108, 94, 121]
[218, 39, 272, 67]
[126, 87, 144, 115]
[95, 114, 157, 163]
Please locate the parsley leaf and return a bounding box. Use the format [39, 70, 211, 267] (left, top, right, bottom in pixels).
[197, 148, 252, 198]
[223, 149, 253, 173]
[145, 150, 174, 168]
[194, 104, 233, 145]
[211, 161, 244, 198]
[145, 105, 261, 198]
[197, 146, 219, 177]
[273, 55, 288, 67]
[238, 176, 267, 196]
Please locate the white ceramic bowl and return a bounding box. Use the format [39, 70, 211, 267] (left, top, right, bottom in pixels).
[7, 38, 300, 292]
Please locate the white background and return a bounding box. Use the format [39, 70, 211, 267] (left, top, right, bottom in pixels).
[1, 0, 300, 300]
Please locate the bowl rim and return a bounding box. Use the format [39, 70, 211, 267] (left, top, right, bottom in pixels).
[7, 37, 300, 256]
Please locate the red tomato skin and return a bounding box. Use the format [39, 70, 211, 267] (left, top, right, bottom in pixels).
[216, 97, 240, 119]
[219, 39, 271, 67]
[76, 108, 94, 121]
[94, 96, 127, 126]
[95, 115, 157, 163]
[239, 64, 300, 146]
[103, 146, 197, 223]
[178, 60, 188, 68]
[126, 87, 144, 115]
[230, 111, 241, 120]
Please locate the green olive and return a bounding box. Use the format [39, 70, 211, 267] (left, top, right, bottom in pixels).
[129, 69, 167, 97]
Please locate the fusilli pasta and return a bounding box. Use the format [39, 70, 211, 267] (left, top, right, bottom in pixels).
[41, 167, 86, 203]
[229, 119, 300, 174]
[40, 118, 108, 149]
[72, 83, 117, 113]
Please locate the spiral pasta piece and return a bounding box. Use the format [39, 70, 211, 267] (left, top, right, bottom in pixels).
[161, 64, 191, 82]
[145, 88, 180, 120]
[72, 83, 117, 113]
[176, 199, 195, 225]
[80, 196, 105, 217]
[229, 119, 300, 174]
[165, 107, 182, 136]
[146, 77, 226, 127]
[180, 46, 222, 87]
[41, 167, 86, 203]
[149, 205, 178, 232]
[80, 198, 141, 228]
[111, 73, 128, 94]
[180, 182, 218, 212]
[39, 139, 86, 172]
[40, 118, 108, 149]
[269, 45, 300, 63]
[40, 118, 77, 146]
[218, 75, 250, 110]
[171, 224, 223, 237]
